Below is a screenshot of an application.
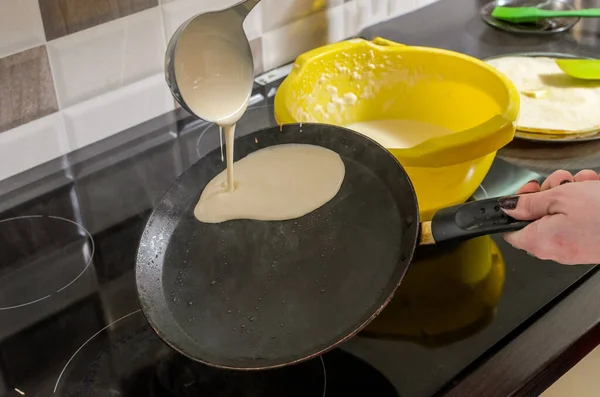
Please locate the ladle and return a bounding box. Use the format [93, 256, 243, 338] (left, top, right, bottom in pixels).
[165, 0, 260, 122]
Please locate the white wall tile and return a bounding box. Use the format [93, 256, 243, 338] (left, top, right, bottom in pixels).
[261, 0, 335, 32]
[343, 0, 360, 38]
[418, 0, 440, 6]
[244, 4, 263, 41]
[62, 74, 175, 151]
[162, 0, 238, 37]
[262, 9, 338, 71]
[356, 0, 391, 29]
[327, 5, 346, 44]
[249, 38, 265, 75]
[0, 0, 46, 58]
[162, 0, 262, 41]
[0, 113, 68, 181]
[389, 0, 419, 17]
[47, 7, 165, 108]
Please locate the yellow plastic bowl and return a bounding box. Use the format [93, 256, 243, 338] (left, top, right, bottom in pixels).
[274, 37, 520, 221]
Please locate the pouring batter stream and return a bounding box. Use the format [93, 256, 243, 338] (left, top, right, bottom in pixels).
[173, 9, 345, 222]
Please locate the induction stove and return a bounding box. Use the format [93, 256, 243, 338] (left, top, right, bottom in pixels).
[0, 74, 595, 397]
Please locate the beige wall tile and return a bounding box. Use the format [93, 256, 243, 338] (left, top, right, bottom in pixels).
[38, 0, 159, 40]
[0, 46, 58, 133]
[0, 0, 46, 58]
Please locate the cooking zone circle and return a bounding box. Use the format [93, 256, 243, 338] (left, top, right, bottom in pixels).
[53, 310, 328, 397]
[0, 215, 94, 310]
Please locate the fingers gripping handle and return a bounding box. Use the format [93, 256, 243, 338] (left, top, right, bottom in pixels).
[420, 197, 531, 245]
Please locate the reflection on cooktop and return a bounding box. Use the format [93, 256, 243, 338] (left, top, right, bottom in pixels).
[364, 235, 505, 347]
[53, 310, 398, 397]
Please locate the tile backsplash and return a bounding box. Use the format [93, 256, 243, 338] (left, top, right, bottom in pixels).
[0, 0, 440, 182]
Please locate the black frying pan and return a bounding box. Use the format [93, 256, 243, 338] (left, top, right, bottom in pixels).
[135, 123, 528, 370]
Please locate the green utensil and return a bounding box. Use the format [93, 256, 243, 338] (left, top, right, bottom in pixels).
[555, 59, 600, 80]
[492, 6, 600, 24]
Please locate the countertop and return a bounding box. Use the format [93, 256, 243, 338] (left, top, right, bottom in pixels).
[362, 1, 600, 396]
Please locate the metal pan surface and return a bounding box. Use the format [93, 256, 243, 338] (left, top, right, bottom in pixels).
[136, 123, 419, 370]
[136, 123, 528, 370]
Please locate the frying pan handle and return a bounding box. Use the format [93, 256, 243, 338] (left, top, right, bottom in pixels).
[420, 197, 531, 245]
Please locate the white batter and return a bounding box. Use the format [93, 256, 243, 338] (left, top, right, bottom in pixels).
[174, 15, 252, 191]
[175, 13, 346, 222]
[346, 119, 455, 149]
[194, 144, 345, 223]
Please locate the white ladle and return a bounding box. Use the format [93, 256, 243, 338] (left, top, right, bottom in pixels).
[165, 0, 260, 124]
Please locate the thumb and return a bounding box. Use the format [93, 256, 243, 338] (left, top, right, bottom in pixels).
[503, 220, 541, 254]
[498, 190, 558, 220]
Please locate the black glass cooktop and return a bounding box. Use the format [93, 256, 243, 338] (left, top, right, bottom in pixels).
[0, 89, 595, 397]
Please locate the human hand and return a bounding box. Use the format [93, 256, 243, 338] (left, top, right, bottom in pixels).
[499, 169, 600, 265]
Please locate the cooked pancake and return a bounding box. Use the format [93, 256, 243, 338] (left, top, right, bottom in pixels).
[487, 56, 600, 134]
